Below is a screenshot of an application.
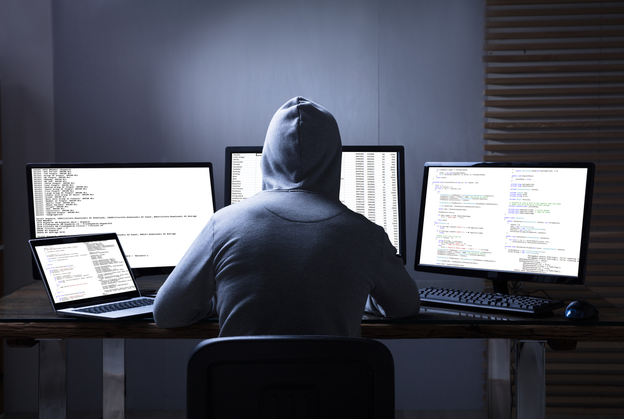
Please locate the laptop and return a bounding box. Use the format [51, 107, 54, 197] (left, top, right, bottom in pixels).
[29, 232, 155, 319]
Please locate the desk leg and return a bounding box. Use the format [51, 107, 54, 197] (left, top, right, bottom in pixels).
[487, 339, 511, 419]
[103, 338, 125, 419]
[38, 339, 67, 419]
[516, 340, 546, 419]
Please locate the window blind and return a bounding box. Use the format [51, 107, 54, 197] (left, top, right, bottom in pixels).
[484, 0, 624, 414]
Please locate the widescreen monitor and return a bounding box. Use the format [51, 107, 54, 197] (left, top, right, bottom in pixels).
[224, 146, 406, 264]
[27, 162, 216, 277]
[414, 162, 595, 293]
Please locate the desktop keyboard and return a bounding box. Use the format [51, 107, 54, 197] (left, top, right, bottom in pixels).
[76, 297, 154, 314]
[419, 287, 565, 315]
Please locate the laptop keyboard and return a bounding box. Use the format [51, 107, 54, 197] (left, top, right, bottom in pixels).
[76, 297, 154, 314]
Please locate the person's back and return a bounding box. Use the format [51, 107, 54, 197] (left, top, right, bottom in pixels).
[153, 97, 420, 336]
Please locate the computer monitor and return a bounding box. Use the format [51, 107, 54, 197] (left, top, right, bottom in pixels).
[414, 162, 595, 293]
[224, 146, 407, 264]
[27, 162, 216, 278]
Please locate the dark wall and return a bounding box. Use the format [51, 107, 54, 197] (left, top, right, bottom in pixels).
[0, 0, 55, 411]
[2, 0, 485, 412]
[52, 0, 381, 211]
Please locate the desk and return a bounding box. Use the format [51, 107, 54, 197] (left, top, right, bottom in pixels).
[1, 279, 623, 419]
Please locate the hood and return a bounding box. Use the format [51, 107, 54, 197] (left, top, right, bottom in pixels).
[261, 97, 342, 199]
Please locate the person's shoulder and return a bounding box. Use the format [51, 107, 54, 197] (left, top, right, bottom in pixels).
[212, 194, 265, 220]
[337, 205, 386, 233]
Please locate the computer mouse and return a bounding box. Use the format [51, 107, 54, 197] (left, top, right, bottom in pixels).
[565, 300, 599, 320]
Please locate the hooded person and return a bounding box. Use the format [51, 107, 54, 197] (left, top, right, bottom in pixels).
[154, 96, 420, 336]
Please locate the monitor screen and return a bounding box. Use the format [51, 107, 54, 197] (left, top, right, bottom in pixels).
[414, 162, 595, 288]
[225, 146, 406, 264]
[27, 162, 216, 277]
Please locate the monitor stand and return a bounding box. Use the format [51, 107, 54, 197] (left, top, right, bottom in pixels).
[492, 279, 509, 295]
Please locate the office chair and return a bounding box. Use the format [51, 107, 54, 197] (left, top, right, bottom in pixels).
[186, 335, 395, 419]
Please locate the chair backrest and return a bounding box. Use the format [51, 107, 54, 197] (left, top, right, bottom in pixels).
[186, 335, 395, 419]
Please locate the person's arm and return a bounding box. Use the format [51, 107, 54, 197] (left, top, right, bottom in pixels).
[366, 234, 420, 318]
[153, 223, 216, 328]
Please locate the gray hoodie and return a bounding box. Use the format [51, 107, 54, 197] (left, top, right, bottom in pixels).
[153, 97, 420, 336]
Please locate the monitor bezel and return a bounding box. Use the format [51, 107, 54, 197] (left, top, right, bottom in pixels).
[413, 161, 595, 286]
[26, 162, 216, 278]
[224, 145, 407, 264]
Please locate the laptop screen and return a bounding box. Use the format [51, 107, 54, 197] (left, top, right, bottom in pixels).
[30, 234, 140, 307]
